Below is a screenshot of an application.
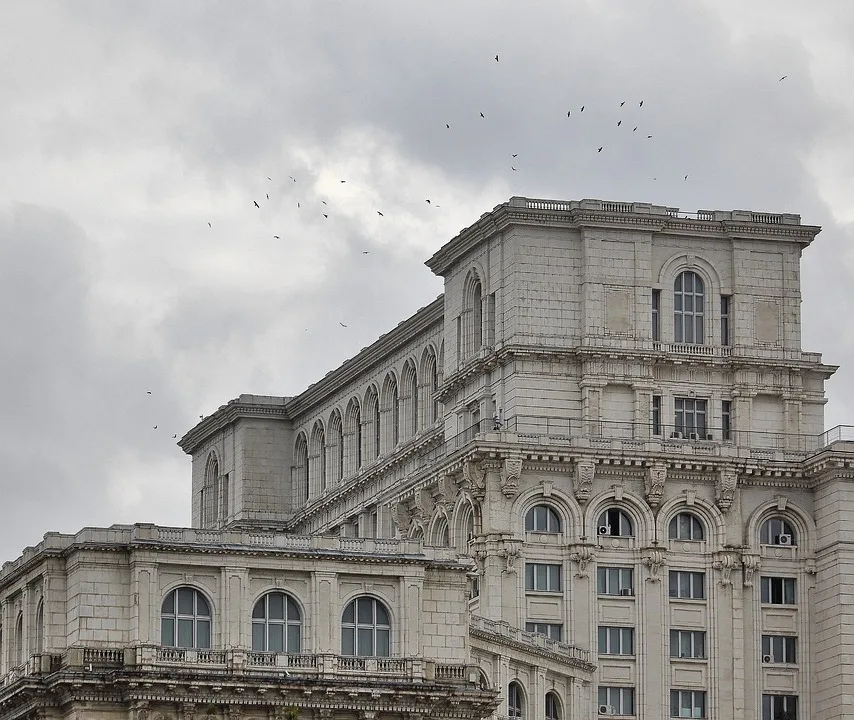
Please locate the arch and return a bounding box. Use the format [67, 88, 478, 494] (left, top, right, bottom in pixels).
[585, 490, 655, 546]
[203, 451, 219, 527]
[309, 420, 327, 495]
[341, 596, 392, 657]
[745, 501, 816, 552]
[657, 496, 726, 548]
[328, 409, 344, 486]
[251, 591, 302, 653]
[344, 397, 363, 476]
[545, 690, 563, 720]
[363, 385, 380, 463]
[657, 253, 724, 346]
[673, 270, 705, 344]
[507, 680, 526, 718]
[462, 270, 484, 357]
[408, 522, 425, 540]
[380, 372, 400, 453]
[160, 586, 213, 649]
[760, 516, 797, 546]
[452, 495, 480, 553]
[14, 611, 23, 667]
[400, 359, 419, 439]
[525, 504, 563, 533]
[428, 510, 451, 547]
[293, 433, 309, 505]
[514, 487, 582, 540]
[420, 345, 440, 426]
[35, 599, 44, 653]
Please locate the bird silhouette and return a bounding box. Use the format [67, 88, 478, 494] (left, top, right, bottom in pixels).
[581, 106, 585, 112]
[620, 101, 626, 107]
[446, 124, 450, 129]
[511, 154, 518, 158]
[511, 166, 517, 171]
[273, 235, 280, 239]
[377, 211, 384, 216]
[146, 391, 152, 395]
[617, 120, 622, 127]
[495, 54, 499, 62]
[289, 176, 296, 182]
[567, 111, 571, 117]
[425, 199, 431, 204]
[323, 214, 329, 218]
[633, 127, 637, 132]
[266, 193, 269, 200]
[267, 176, 272, 180]
[684, 174, 689, 180]
[199, 415, 204, 419]
[339, 322, 348, 327]
[153, 426, 157, 429]
[253, 201, 260, 208]
[172, 434, 177, 439]
[322, 201, 327, 205]
[340, 180, 346, 183]
[207, 222, 211, 228]
[639, 100, 644, 107]
[362, 251, 370, 254]
[480, 112, 485, 118]
[647, 135, 653, 139]
[779, 75, 787, 81]
[598, 147, 603, 152]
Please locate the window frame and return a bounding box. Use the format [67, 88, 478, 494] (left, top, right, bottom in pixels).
[597, 567, 635, 596]
[525, 622, 563, 641]
[760, 517, 797, 546]
[762, 635, 797, 664]
[670, 629, 706, 659]
[525, 563, 562, 593]
[598, 686, 635, 716]
[669, 570, 706, 600]
[597, 508, 634, 537]
[341, 596, 391, 657]
[762, 694, 798, 720]
[525, 504, 562, 533]
[668, 513, 705, 541]
[721, 399, 732, 441]
[160, 587, 212, 649]
[760, 577, 797, 605]
[598, 626, 635, 656]
[508, 681, 524, 718]
[251, 592, 302, 654]
[652, 395, 662, 436]
[674, 270, 705, 345]
[670, 689, 706, 718]
[652, 289, 661, 341]
[674, 397, 708, 437]
[721, 294, 731, 346]
[545, 690, 561, 720]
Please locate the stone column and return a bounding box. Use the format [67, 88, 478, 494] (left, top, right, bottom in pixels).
[314, 573, 337, 653]
[222, 566, 247, 649]
[0, 598, 6, 674]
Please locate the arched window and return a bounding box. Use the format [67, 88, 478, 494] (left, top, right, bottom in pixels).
[508, 681, 524, 718]
[161, 588, 211, 649]
[432, 517, 450, 547]
[14, 612, 23, 667]
[424, 349, 440, 425]
[310, 420, 327, 493]
[35, 600, 44, 653]
[545, 691, 561, 720]
[364, 386, 380, 462]
[463, 273, 484, 356]
[203, 452, 219, 527]
[381, 373, 399, 453]
[252, 592, 302, 653]
[525, 505, 562, 533]
[293, 433, 309, 504]
[760, 517, 797, 546]
[329, 410, 344, 486]
[669, 512, 705, 541]
[401, 360, 418, 439]
[341, 597, 390, 657]
[345, 398, 362, 476]
[597, 508, 634, 537]
[674, 270, 704, 344]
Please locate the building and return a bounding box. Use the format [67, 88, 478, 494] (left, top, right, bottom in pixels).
[2, 196, 853, 720]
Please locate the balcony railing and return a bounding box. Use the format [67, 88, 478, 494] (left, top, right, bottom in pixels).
[470, 615, 591, 666]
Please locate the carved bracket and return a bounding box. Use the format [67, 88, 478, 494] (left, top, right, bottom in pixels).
[641, 547, 666, 580]
[716, 468, 738, 512]
[568, 544, 596, 577]
[501, 455, 523, 498]
[392, 502, 413, 537]
[462, 459, 486, 500]
[741, 553, 761, 587]
[645, 463, 667, 509]
[712, 550, 741, 586]
[574, 460, 595, 505]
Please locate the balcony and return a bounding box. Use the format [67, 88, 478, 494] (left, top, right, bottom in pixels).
[470, 615, 592, 668]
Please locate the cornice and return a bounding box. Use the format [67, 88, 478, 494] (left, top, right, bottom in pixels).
[179, 397, 291, 455]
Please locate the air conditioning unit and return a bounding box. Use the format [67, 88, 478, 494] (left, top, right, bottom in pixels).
[619, 588, 633, 596]
[670, 431, 683, 439]
[705, 433, 714, 440]
[598, 525, 612, 536]
[688, 432, 699, 440]
[598, 706, 614, 715]
[762, 654, 773, 663]
[777, 534, 793, 546]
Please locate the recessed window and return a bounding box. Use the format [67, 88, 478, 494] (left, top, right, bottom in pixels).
[674, 270, 704, 344]
[597, 509, 634, 537]
[508, 681, 524, 718]
[597, 567, 634, 596]
[525, 622, 562, 641]
[674, 398, 707, 437]
[670, 629, 705, 659]
[762, 694, 798, 720]
[669, 571, 705, 600]
[760, 577, 797, 605]
[762, 635, 797, 664]
[161, 588, 211, 649]
[525, 563, 562, 592]
[598, 626, 634, 656]
[652, 289, 661, 341]
[670, 689, 706, 718]
[669, 513, 704, 541]
[721, 295, 731, 346]
[545, 691, 561, 720]
[721, 400, 732, 441]
[525, 505, 562, 533]
[598, 686, 635, 716]
[760, 518, 797, 546]
[251, 592, 301, 653]
[341, 597, 391, 657]
[652, 395, 662, 436]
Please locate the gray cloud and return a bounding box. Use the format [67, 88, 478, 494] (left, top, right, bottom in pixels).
[2, 0, 853, 561]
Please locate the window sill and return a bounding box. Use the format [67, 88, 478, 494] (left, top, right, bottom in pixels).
[668, 597, 707, 603]
[524, 590, 564, 595]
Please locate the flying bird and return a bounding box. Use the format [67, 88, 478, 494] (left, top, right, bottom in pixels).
[273, 235, 280, 239]
[207, 222, 211, 228]
[323, 214, 329, 218]
[266, 193, 269, 200]
[377, 211, 384, 216]
[446, 124, 450, 129]
[339, 322, 348, 327]
[425, 199, 431, 204]
[340, 180, 346, 183]
[598, 146, 603, 152]
[779, 75, 787, 81]
[267, 176, 272, 180]
[199, 415, 204, 419]
[495, 54, 499, 62]
[647, 135, 652, 139]
[172, 434, 177, 438]
[567, 111, 571, 117]
[511, 166, 517, 171]
[322, 201, 327, 205]
[289, 176, 296, 182]
[620, 101, 626, 107]
[511, 154, 518, 157]
[253, 201, 260, 208]
[297, 202, 300, 208]
[480, 112, 485, 118]
[581, 106, 585, 112]
[633, 127, 637, 132]
[362, 251, 370, 254]
[146, 391, 152, 395]
[617, 120, 622, 127]
[639, 100, 644, 107]
[684, 174, 689, 180]
[153, 426, 157, 430]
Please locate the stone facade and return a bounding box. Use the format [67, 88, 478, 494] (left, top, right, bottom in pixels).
[2, 196, 853, 720]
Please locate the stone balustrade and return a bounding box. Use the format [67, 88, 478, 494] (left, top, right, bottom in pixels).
[470, 615, 591, 666]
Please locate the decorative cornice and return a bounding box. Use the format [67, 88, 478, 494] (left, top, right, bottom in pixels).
[179, 396, 291, 455]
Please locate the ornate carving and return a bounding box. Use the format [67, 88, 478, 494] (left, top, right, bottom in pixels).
[392, 502, 412, 537]
[804, 557, 817, 575]
[712, 550, 741, 586]
[416, 488, 434, 518]
[641, 547, 666, 580]
[645, 464, 667, 509]
[716, 468, 738, 512]
[437, 474, 457, 507]
[501, 456, 523, 498]
[742, 553, 761, 587]
[499, 545, 522, 573]
[568, 544, 596, 576]
[462, 459, 486, 499]
[574, 460, 595, 504]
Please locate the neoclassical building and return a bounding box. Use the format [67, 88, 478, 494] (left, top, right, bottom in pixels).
[2, 196, 853, 720]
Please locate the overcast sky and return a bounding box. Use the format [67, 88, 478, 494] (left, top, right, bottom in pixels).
[2, 0, 853, 563]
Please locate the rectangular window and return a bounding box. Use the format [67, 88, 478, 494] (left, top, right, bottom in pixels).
[470, 575, 480, 599]
[598, 626, 635, 656]
[761, 577, 797, 605]
[670, 629, 706, 659]
[652, 395, 662, 436]
[762, 635, 797, 664]
[669, 571, 705, 600]
[762, 694, 798, 720]
[370, 509, 378, 538]
[221, 473, 229, 519]
[721, 295, 731, 346]
[674, 398, 707, 437]
[526, 622, 563, 641]
[597, 567, 634, 596]
[485, 292, 496, 346]
[671, 689, 706, 718]
[722, 400, 732, 441]
[598, 687, 635, 716]
[652, 289, 661, 341]
[525, 563, 562, 592]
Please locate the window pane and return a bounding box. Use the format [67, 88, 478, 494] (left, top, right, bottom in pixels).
[177, 618, 194, 648]
[196, 619, 211, 649]
[357, 598, 373, 625]
[525, 510, 534, 531]
[375, 602, 390, 626]
[177, 588, 195, 615]
[268, 623, 284, 652]
[287, 596, 301, 621]
[376, 628, 390, 656]
[195, 593, 210, 617]
[161, 617, 175, 646]
[252, 599, 265, 619]
[162, 591, 175, 614]
[598, 627, 607, 652]
[357, 628, 374, 656]
[341, 626, 355, 655]
[526, 563, 535, 590]
[287, 624, 301, 653]
[269, 593, 285, 620]
[536, 564, 547, 589]
[343, 601, 355, 624]
[252, 622, 265, 651]
[597, 568, 607, 595]
[695, 632, 705, 658]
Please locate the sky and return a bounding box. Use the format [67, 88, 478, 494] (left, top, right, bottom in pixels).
[2, 0, 853, 563]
